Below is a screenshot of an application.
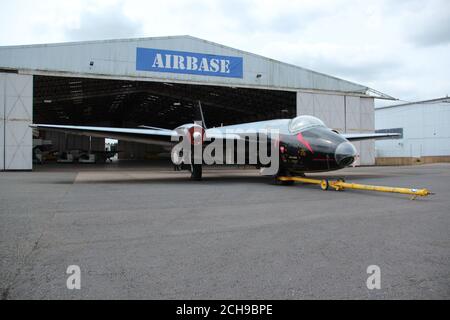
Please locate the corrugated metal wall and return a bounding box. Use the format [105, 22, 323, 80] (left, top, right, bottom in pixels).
[0, 36, 367, 94]
[0, 73, 33, 170]
[297, 91, 375, 165]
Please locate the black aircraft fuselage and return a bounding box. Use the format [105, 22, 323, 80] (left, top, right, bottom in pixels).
[204, 125, 358, 174]
[278, 126, 357, 174]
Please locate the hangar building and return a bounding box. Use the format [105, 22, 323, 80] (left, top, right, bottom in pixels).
[0, 35, 393, 171]
[375, 97, 450, 165]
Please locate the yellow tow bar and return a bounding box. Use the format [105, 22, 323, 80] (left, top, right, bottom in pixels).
[277, 176, 433, 199]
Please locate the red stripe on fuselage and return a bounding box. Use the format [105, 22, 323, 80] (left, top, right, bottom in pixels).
[297, 133, 313, 153]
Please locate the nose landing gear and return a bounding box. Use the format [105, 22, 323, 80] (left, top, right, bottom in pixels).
[274, 168, 304, 186]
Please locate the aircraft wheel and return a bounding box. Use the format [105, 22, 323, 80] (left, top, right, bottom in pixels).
[320, 179, 329, 191]
[190, 164, 202, 181]
[274, 168, 295, 186]
[277, 177, 295, 186]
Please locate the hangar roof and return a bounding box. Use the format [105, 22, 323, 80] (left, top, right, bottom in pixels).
[0, 35, 392, 99]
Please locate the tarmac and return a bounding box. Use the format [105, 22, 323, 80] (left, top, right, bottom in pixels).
[0, 161, 449, 299]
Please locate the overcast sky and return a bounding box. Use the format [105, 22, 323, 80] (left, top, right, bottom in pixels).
[1, 0, 449, 106]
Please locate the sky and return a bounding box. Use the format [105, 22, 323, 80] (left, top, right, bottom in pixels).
[0, 0, 449, 106]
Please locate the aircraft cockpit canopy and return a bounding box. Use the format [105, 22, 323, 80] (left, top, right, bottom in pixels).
[288, 115, 326, 133]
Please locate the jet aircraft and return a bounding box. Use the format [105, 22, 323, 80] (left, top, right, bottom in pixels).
[31, 114, 398, 181]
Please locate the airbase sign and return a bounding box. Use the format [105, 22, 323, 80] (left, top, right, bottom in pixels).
[136, 48, 243, 78]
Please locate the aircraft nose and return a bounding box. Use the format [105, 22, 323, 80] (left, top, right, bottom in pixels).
[335, 142, 357, 167]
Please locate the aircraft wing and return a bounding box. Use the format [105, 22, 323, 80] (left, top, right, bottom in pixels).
[204, 128, 243, 141]
[342, 132, 400, 141]
[30, 124, 243, 146]
[30, 124, 178, 146]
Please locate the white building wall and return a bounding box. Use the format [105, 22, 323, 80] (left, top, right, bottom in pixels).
[375, 103, 450, 157]
[1, 73, 33, 170]
[297, 92, 375, 165]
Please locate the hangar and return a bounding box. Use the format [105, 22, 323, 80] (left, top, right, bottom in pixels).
[0, 35, 393, 171]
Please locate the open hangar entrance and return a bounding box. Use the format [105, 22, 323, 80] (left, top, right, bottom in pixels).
[33, 75, 297, 164]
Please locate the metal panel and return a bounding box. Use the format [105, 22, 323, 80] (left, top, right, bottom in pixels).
[345, 96, 360, 131]
[296, 92, 345, 131]
[313, 94, 345, 131]
[4, 74, 32, 170]
[296, 91, 314, 115]
[360, 97, 375, 131]
[0, 74, 4, 170]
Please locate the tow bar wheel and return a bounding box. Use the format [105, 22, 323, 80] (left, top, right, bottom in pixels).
[320, 179, 329, 191]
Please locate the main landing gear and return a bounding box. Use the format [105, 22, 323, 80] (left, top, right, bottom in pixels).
[190, 164, 202, 181]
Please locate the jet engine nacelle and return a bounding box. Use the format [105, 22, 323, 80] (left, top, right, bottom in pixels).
[175, 123, 205, 145]
[171, 123, 205, 166]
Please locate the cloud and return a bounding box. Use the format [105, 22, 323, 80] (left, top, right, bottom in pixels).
[213, 0, 323, 35]
[0, 0, 449, 104]
[410, 13, 450, 47]
[383, 0, 450, 47]
[65, 2, 143, 41]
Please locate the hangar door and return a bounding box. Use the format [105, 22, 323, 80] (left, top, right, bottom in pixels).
[297, 91, 375, 165]
[0, 73, 33, 171]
